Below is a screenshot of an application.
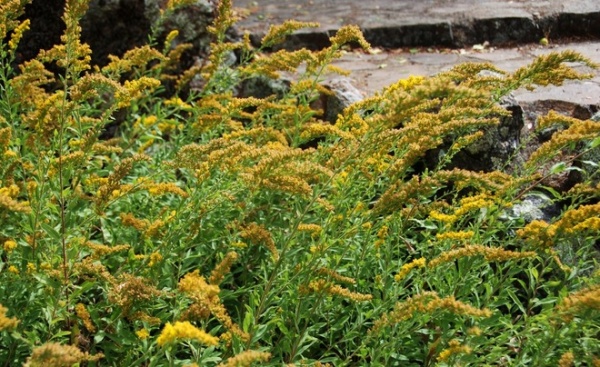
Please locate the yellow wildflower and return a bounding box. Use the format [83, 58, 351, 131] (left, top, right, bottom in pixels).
[429, 210, 458, 224]
[216, 350, 271, 367]
[148, 252, 163, 267]
[209, 252, 238, 285]
[3, 150, 17, 159]
[302, 279, 372, 302]
[371, 292, 491, 334]
[7, 265, 19, 274]
[115, 77, 161, 108]
[23, 342, 103, 366]
[385, 75, 424, 94]
[436, 230, 475, 241]
[75, 303, 96, 333]
[146, 182, 188, 197]
[136, 328, 150, 340]
[3, 240, 17, 253]
[317, 267, 356, 285]
[437, 339, 472, 362]
[240, 223, 278, 260]
[394, 258, 426, 282]
[428, 245, 536, 268]
[329, 25, 370, 50]
[558, 351, 575, 367]
[164, 0, 197, 11]
[558, 284, 600, 320]
[163, 30, 179, 50]
[8, 19, 30, 51]
[517, 219, 555, 248]
[467, 326, 482, 336]
[261, 20, 319, 47]
[297, 223, 323, 237]
[0, 304, 19, 331]
[156, 321, 219, 347]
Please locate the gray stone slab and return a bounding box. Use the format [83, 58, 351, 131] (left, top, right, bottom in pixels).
[234, 0, 600, 49]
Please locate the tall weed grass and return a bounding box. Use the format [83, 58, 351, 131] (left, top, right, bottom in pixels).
[1, 0, 599, 365]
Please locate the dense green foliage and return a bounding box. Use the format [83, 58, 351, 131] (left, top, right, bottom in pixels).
[1, 0, 599, 366]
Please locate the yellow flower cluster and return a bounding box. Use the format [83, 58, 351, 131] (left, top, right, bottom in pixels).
[136, 328, 150, 340]
[3, 239, 17, 253]
[73, 258, 115, 284]
[557, 284, 600, 320]
[94, 154, 150, 208]
[302, 279, 372, 302]
[300, 123, 355, 142]
[209, 251, 238, 285]
[148, 251, 163, 267]
[146, 182, 189, 198]
[120, 212, 149, 232]
[0, 183, 30, 213]
[156, 321, 219, 347]
[9, 59, 53, 112]
[0, 304, 19, 331]
[558, 351, 575, 367]
[0, 128, 11, 154]
[437, 339, 472, 362]
[316, 267, 356, 285]
[179, 270, 249, 341]
[8, 18, 29, 51]
[374, 225, 389, 249]
[394, 258, 426, 282]
[261, 20, 320, 47]
[429, 194, 497, 224]
[334, 112, 370, 137]
[207, 0, 236, 40]
[240, 222, 279, 260]
[560, 203, 600, 234]
[436, 230, 475, 241]
[511, 50, 595, 90]
[1, 0, 25, 41]
[23, 342, 103, 367]
[102, 45, 166, 76]
[516, 219, 555, 248]
[384, 75, 425, 94]
[115, 77, 161, 109]
[216, 350, 272, 367]
[373, 175, 439, 215]
[164, 0, 197, 11]
[428, 245, 536, 268]
[528, 118, 600, 169]
[467, 326, 482, 336]
[518, 203, 600, 248]
[434, 168, 512, 193]
[82, 240, 130, 259]
[329, 25, 371, 50]
[371, 292, 491, 334]
[75, 303, 96, 333]
[297, 223, 323, 237]
[108, 274, 161, 311]
[144, 211, 176, 238]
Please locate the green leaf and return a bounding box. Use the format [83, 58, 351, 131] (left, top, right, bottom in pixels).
[588, 136, 600, 149]
[506, 289, 526, 314]
[550, 162, 567, 174]
[40, 222, 61, 241]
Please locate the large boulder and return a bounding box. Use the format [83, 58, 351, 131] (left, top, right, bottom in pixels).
[16, 0, 216, 66]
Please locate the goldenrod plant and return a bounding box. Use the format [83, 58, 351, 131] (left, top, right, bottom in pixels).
[1, 0, 599, 365]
